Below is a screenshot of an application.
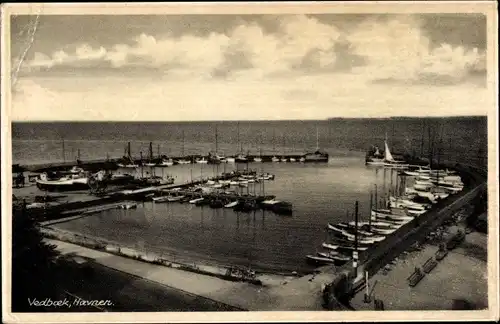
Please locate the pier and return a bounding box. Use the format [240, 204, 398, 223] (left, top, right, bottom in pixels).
[17, 153, 325, 173]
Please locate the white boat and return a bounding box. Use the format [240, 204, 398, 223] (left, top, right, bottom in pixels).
[346, 236, 378, 244]
[152, 196, 170, 203]
[415, 179, 433, 186]
[229, 181, 240, 186]
[224, 201, 239, 208]
[189, 197, 204, 204]
[144, 162, 156, 167]
[261, 199, 281, 207]
[306, 255, 336, 265]
[327, 223, 346, 234]
[253, 157, 263, 163]
[167, 195, 184, 202]
[321, 243, 339, 250]
[271, 156, 280, 162]
[36, 173, 89, 192]
[348, 221, 400, 230]
[289, 158, 296, 162]
[158, 159, 174, 167]
[389, 196, 427, 210]
[317, 251, 341, 259]
[177, 159, 191, 165]
[196, 157, 208, 164]
[118, 163, 139, 168]
[414, 183, 433, 191]
[280, 157, 288, 162]
[299, 157, 306, 163]
[333, 223, 374, 236]
[370, 227, 397, 235]
[226, 157, 236, 163]
[340, 230, 386, 242]
[382, 140, 409, 168]
[371, 213, 413, 223]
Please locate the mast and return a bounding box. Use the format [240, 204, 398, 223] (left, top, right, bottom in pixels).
[369, 192, 372, 231]
[374, 184, 378, 210]
[237, 121, 241, 154]
[77, 148, 81, 161]
[215, 124, 218, 155]
[316, 126, 319, 151]
[149, 142, 153, 162]
[354, 200, 359, 277]
[420, 120, 425, 157]
[427, 123, 433, 167]
[157, 144, 160, 158]
[273, 128, 276, 153]
[140, 151, 144, 178]
[62, 139, 66, 162]
[182, 130, 185, 157]
[128, 142, 132, 162]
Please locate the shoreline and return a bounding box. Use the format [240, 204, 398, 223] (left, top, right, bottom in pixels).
[41, 226, 304, 285]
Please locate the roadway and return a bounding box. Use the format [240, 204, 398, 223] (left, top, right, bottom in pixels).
[47, 258, 243, 312]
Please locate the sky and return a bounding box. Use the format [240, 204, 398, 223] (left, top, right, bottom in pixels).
[9, 13, 490, 121]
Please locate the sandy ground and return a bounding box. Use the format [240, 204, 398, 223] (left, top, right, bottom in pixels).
[350, 225, 488, 311]
[47, 239, 337, 310]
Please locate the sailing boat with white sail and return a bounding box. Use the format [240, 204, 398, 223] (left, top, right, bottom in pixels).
[383, 137, 409, 169]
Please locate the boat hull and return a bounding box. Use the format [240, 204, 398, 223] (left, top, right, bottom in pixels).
[36, 179, 89, 192]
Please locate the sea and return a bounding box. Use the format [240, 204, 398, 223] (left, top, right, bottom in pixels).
[12, 117, 487, 273]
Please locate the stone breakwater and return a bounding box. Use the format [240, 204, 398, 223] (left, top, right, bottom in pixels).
[41, 226, 269, 286]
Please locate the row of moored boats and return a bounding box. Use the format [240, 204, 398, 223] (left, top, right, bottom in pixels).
[306, 167, 465, 266]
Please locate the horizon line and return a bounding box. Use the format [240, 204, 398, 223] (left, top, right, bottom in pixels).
[11, 115, 488, 123]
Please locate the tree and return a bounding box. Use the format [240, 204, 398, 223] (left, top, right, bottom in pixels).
[11, 203, 60, 312]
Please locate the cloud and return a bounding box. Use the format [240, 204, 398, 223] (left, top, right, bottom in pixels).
[347, 15, 485, 85]
[22, 14, 485, 85]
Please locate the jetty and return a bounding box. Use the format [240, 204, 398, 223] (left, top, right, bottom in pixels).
[17, 152, 327, 173]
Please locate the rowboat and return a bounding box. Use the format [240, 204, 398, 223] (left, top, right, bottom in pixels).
[224, 201, 239, 208]
[189, 197, 204, 204]
[306, 255, 335, 265]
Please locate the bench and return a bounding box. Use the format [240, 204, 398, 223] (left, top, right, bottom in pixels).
[422, 257, 438, 273]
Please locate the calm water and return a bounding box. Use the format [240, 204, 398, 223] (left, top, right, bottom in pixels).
[54, 158, 399, 273]
[12, 117, 487, 272]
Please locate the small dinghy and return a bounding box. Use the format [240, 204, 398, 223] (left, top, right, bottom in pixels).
[224, 201, 239, 208]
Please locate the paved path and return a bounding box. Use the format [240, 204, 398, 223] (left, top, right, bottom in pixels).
[48, 239, 341, 311]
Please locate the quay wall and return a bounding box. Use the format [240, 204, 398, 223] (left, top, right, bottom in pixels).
[41, 226, 263, 288]
[19, 154, 315, 172]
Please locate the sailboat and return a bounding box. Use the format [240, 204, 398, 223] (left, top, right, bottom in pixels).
[365, 145, 385, 166]
[145, 142, 156, 167]
[176, 130, 191, 164]
[118, 142, 139, 168]
[253, 134, 263, 162]
[196, 157, 209, 164]
[211, 124, 227, 163]
[303, 126, 329, 162]
[383, 136, 409, 169]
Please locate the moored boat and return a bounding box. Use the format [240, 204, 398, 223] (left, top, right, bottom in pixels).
[306, 255, 336, 265]
[224, 201, 239, 208]
[36, 173, 89, 192]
